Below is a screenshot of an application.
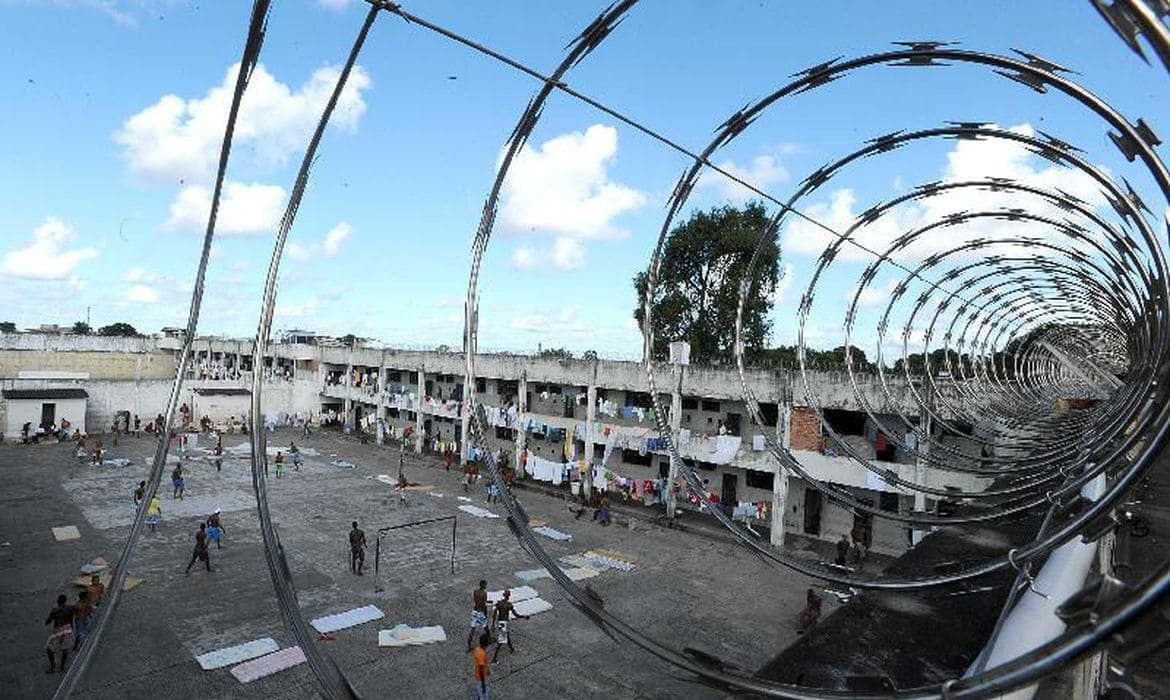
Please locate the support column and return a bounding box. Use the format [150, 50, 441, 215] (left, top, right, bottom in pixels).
[415, 368, 425, 454]
[375, 357, 387, 446]
[666, 366, 683, 519]
[771, 404, 792, 548]
[583, 362, 597, 499]
[514, 371, 528, 473]
[460, 372, 472, 467]
[912, 412, 931, 545]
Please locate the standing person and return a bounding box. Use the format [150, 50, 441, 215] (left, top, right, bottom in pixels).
[835, 534, 850, 566]
[72, 591, 93, 650]
[472, 632, 491, 700]
[849, 536, 867, 570]
[44, 594, 74, 673]
[111, 421, 120, 446]
[213, 442, 223, 473]
[171, 464, 184, 499]
[207, 509, 225, 549]
[145, 494, 162, 533]
[466, 580, 489, 652]
[274, 451, 284, 479]
[185, 522, 213, 574]
[349, 521, 367, 575]
[86, 574, 105, 609]
[133, 414, 141, 437]
[444, 449, 453, 471]
[290, 443, 302, 471]
[133, 480, 146, 506]
[798, 587, 822, 633]
[490, 589, 530, 662]
[91, 440, 103, 466]
[302, 416, 311, 438]
[397, 472, 408, 506]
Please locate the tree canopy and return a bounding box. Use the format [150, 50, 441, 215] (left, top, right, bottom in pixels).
[0, 321, 16, 333]
[633, 202, 780, 365]
[538, 347, 573, 360]
[73, 321, 92, 335]
[98, 322, 139, 337]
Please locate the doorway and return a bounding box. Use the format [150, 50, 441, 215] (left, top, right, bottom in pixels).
[804, 487, 822, 535]
[721, 472, 738, 515]
[853, 497, 874, 548]
[725, 412, 742, 436]
[41, 403, 56, 428]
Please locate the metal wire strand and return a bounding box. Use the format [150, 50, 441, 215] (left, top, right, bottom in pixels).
[51, 2, 273, 696]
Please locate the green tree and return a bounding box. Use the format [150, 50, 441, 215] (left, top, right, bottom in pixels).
[73, 321, 92, 335]
[0, 321, 16, 333]
[98, 322, 139, 337]
[538, 347, 573, 360]
[339, 334, 358, 348]
[633, 202, 779, 364]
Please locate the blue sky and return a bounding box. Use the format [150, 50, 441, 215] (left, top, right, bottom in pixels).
[1, 1, 1167, 360]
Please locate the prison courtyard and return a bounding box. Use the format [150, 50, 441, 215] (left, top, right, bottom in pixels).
[0, 428, 839, 699]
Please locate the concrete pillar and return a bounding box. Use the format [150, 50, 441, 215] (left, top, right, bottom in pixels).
[415, 368, 425, 454]
[912, 411, 932, 545]
[514, 371, 528, 473]
[583, 362, 597, 498]
[375, 357, 387, 446]
[343, 398, 353, 434]
[771, 404, 792, 548]
[666, 366, 683, 519]
[460, 371, 472, 467]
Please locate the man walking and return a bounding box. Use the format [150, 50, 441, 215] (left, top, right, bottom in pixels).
[72, 590, 93, 649]
[213, 442, 223, 473]
[185, 522, 213, 574]
[473, 632, 491, 699]
[349, 521, 367, 575]
[466, 580, 489, 652]
[171, 464, 185, 499]
[145, 494, 162, 533]
[133, 480, 146, 506]
[44, 594, 74, 673]
[207, 509, 225, 549]
[491, 589, 531, 661]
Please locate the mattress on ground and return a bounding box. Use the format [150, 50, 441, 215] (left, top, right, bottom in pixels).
[196, 637, 280, 670]
[513, 597, 553, 617]
[310, 605, 384, 634]
[230, 646, 305, 683]
[377, 624, 447, 647]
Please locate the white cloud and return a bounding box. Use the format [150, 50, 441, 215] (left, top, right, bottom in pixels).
[700, 144, 795, 201]
[510, 246, 536, 269]
[509, 307, 588, 335]
[126, 284, 160, 303]
[551, 237, 585, 270]
[500, 124, 646, 242]
[781, 124, 1109, 265]
[164, 181, 286, 235]
[284, 221, 352, 261]
[1, 218, 99, 280]
[323, 222, 351, 256]
[773, 262, 795, 305]
[115, 62, 371, 185]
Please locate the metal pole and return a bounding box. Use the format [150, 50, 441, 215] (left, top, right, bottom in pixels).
[451, 516, 457, 575]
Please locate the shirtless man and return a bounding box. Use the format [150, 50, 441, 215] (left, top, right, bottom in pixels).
[44, 594, 74, 673]
[171, 464, 185, 499]
[86, 574, 105, 609]
[491, 589, 530, 661]
[184, 522, 213, 574]
[133, 480, 146, 505]
[349, 521, 367, 575]
[207, 509, 225, 549]
[397, 473, 409, 505]
[213, 442, 223, 473]
[72, 590, 93, 649]
[466, 580, 489, 652]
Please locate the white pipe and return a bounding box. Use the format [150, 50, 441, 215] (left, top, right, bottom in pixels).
[968, 473, 1106, 700]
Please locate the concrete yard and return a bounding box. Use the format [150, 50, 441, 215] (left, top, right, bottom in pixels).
[0, 429, 829, 699]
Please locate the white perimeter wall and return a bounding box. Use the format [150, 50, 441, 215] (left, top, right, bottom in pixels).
[5, 397, 86, 435]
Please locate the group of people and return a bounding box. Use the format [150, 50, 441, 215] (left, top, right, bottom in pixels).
[44, 575, 105, 673]
[835, 533, 868, 569]
[466, 580, 532, 698]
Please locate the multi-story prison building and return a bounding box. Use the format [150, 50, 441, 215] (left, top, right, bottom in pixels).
[0, 331, 990, 556]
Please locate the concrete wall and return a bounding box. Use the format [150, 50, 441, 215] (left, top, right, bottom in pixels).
[4, 397, 86, 435]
